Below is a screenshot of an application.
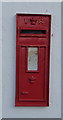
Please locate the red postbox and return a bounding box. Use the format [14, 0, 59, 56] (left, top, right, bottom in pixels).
[15, 14, 51, 106]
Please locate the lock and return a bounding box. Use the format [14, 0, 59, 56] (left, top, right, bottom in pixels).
[15, 14, 51, 106]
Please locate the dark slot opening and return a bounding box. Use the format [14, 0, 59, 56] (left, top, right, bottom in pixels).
[19, 29, 46, 34]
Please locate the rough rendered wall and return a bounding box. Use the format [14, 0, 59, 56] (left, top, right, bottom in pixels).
[2, 2, 61, 118]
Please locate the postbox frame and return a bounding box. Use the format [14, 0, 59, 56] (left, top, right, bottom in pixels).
[15, 13, 51, 106]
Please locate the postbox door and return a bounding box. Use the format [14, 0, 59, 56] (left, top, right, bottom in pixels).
[18, 45, 47, 102]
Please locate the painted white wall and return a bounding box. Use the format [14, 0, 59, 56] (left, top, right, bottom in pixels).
[0, 2, 2, 120]
[2, 2, 61, 118]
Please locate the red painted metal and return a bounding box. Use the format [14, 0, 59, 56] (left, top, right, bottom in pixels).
[15, 13, 51, 106]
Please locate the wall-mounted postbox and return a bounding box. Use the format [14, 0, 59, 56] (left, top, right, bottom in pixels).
[15, 14, 51, 106]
